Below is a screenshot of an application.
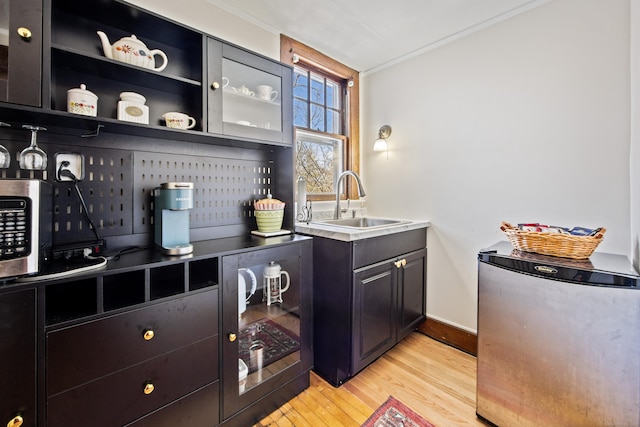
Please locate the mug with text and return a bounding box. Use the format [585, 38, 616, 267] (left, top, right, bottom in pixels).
[162, 112, 196, 130]
[256, 85, 278, 102]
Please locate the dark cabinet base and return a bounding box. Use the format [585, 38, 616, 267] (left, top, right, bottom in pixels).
[219, 373, 309, 427]
[309, 229, 427, 387]
[0, 289, 36, 427]
[0, 236, 313, 427]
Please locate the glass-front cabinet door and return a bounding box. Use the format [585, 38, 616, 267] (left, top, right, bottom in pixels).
[207, 39, 292, 145]
[221, 241, 311, 421]
[0, 0, 42, 106]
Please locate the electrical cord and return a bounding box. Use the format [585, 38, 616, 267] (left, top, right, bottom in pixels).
[58, 161, 102, 242]
[102, 245, 152, 261]
[16, 256, 107, 282]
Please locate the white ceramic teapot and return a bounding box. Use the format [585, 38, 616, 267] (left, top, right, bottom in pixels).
[232, 85, 254, 97]
[97, 31, 168, 72]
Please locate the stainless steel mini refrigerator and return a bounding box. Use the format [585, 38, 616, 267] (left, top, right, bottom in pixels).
[477, 242, 640, 427]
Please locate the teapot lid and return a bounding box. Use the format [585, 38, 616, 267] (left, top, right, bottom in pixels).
[117, 34, 145, 46]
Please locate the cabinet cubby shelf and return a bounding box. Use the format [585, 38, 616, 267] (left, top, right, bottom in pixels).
[44, 258, 220, 328]
[51, 45, 203, 88]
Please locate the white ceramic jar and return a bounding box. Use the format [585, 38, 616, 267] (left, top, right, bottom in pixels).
[117, 91, 149, 124]
[67, 84, 98, 116]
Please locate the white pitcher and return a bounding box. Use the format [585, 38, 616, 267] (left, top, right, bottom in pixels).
[238, 268, 257, 316]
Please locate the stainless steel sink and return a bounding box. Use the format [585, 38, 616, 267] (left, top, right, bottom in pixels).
[316, 217, 408, 229]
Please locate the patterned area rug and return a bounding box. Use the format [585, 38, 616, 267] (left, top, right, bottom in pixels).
[362, 396, 436, 427]
[238, 317, 300, 373]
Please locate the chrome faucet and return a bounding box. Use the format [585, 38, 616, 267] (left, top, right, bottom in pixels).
[334, 170, 366, 219]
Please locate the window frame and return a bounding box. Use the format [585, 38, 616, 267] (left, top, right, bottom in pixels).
[280, 35, 360, 201]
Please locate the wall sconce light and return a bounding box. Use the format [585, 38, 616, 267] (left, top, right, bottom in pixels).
[373, 125, 392, 154]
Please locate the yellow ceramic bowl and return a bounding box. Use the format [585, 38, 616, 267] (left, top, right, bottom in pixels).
[255, 209, 284, 232]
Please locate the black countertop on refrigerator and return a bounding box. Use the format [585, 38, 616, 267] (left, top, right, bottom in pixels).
[479, 241, 640, 288]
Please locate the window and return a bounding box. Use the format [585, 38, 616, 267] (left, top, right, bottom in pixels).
[293, 67, 342, 134]
[295, 130, 346, 195]
[281, 35, 359, 201]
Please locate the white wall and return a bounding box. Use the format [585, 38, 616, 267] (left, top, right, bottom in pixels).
[362, 0, 631, 332]
[631, 0, 640, 269]
[123, 0, 280, 60]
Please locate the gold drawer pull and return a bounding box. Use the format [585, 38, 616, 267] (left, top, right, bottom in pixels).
[143, 329, 155, 341]
[7, 415, 23, 427]
[143, 383, 155, 395]
[228, 333, 237, 342]
[394, 259, 407, 268]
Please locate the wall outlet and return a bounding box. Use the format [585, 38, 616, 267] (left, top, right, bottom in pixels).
[55, 152, 85, 182]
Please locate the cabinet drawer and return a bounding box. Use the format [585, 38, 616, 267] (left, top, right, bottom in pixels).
[353, 228, 427, 269]
[47, 289, 218, 396]
[126, 382, 219, 427]
[47, 336, 218, 427]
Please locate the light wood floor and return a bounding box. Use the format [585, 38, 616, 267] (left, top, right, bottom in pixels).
[254, 332, 489, 426]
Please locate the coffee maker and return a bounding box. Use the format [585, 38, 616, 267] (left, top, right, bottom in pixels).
[153, 182, 194, 255]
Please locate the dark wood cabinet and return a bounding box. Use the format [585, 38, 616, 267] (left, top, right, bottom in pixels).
[352, 247, 426, 374]
[0, 289, 36, 427]
[0, 0, 305, 423]
[0, 236, 312, 427]
[0, 0, 297, 250]
[44, 283, 220, 427]
[397, 249, 427, 340]
[219, 238, 313, 426]
[49, 0, 204, 129]
[0, 0, 293, 149]
[47, 336, 218, 427]
[309, 228, 427, 386]
[207, 39, 293, 145]
[46, 290, 218, 396]
[352, 260, 396, 374]
[0, 0, 42, 106]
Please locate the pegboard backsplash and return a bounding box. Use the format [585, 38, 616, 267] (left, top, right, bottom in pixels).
[0, 136, 274, 246]
[133, 152, 272, 234]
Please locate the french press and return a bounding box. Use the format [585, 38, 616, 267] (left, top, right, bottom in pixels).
[263, 261, 290, 306]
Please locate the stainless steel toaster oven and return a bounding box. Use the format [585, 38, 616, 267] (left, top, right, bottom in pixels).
[0, 179, 52, 280]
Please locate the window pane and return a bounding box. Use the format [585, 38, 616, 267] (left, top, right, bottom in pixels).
[310, 104, 325, 131]
[326, 80, 340, 110]
[327, 110, 340, 134]
[293, 99, 308, 127]
[293, 68, 308, 100]
[310, 73, 325, 104]
[295, 131, 343, 195]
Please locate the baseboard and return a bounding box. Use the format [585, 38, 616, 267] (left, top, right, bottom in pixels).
[418, 317, 477, 356]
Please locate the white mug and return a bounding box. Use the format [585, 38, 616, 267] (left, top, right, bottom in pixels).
[256, 85, 278, 102]
[162, 112, 196, 129]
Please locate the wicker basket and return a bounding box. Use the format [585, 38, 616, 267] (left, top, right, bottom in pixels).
[500, 221, 606, 259]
